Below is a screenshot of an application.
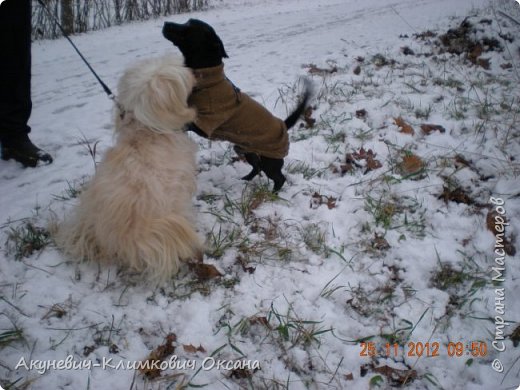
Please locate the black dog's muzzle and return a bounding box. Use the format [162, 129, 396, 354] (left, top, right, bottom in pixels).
[162, 21, 190, 43]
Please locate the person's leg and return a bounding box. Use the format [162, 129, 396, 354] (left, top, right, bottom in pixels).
[0, 0, 52, 167]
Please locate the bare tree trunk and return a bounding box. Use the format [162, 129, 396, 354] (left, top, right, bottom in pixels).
[179, 0, 189, 13]
[61, 0, 74, 35]
[114, 0, 122, 24]
[165, 0, 172, 15]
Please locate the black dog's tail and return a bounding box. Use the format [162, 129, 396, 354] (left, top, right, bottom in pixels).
[284, 78, 313, 130]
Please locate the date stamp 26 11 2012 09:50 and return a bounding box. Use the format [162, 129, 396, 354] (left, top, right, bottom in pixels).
[359, 341, 488, 359]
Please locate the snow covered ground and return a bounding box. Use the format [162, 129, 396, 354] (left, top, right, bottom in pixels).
[1, 0, 519, 389]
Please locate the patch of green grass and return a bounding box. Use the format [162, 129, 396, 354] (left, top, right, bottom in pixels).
[445, 96, 470, 120]
[5, 221, 52, 260]
[0, 327, 24, 348]
[364, 194, 427, 238]
[222, 183, 279, 224]
[431, 263, 469, 290]
[414, 103, 433, 120]
[285, 161, 326, 180]
[298, 222, 329, 256]
[52, 179, 86, 201]
[429, 250, 488, 312]
[352, 127, 375, 142]
[433, 76, 464, 89]
[320, 267, 349, 298]
[267, 303, 332, 348]
[365, 196, 396, 230]
[206, 224, 245, 258]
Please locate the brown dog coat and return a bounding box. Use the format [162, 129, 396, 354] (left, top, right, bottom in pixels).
[188, 65, 289, 159]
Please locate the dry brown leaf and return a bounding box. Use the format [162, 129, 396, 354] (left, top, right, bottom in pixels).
[438, 186, 473, 205]
[486, 210, 516, 256]
[345, 155, 362, 166]
[304, 63, 338, 75]
[345, 148, 383, 174]
[505, 241, 517, 256]
[228, 367, 258, 379]
[477, 57, 490, 69]
[236, 255, 256, 274]
[372, 234, 390, 251]
[339, 163, 355, 174]
[421, 124, 446, 135]
[400, 154, 424, 175]
[454, 154, 472, 168]
[394, 117, 415, 135]
[365, 156, 383, 172]
[191, 263, 223, 281]
[83, 345, 96, 357]
[356, 109, 367, 119]
[486, 209, 502, 234]
[468, 44, 483, 62]
[310, 192, 338, 209]
[183, 344, 206, 354]
[249, 316, 272, 329]
[139, 333, 177, 378]
[401, 46, 415, 55]
[304, 106, 316, 128]
[373, 364, 418, 383]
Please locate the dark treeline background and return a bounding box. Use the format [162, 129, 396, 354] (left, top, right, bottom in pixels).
[32, 0, 209, 39]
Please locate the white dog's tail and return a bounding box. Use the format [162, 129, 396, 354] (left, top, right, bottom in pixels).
[133, 214, 202, 280]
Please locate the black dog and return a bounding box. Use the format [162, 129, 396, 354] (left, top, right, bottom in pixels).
[163, 19, 311, 192]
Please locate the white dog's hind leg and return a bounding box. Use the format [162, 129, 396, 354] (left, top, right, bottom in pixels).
[131, 214, 202, 280]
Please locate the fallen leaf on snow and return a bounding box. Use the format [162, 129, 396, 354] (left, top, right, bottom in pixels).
[394, 117, 415, 135]
[356, 109, 367, 119]
[139, 333, 177, 378]
[371, 234, 391, 251]
[420, 124, 446, 134]
[304, 63, 338, 75]
[190, 263, 223, 281]
[399, 154, 424, 175]
[249, 316, 272, 329]
[183, 344, 206, 354]
[438, 186, 473, 205]
[304, 106, 316, 128]
[486, 209, 516, 256]
[310, 192, 338, 209]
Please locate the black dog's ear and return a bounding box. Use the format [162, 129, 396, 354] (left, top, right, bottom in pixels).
[216, 36, 229, 58]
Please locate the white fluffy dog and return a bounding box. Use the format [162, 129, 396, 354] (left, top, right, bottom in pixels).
[56, 54, 202, 281]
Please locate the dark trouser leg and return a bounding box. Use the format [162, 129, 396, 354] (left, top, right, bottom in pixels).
[0, 0, 32, 138]
[0, 0, 52, 167]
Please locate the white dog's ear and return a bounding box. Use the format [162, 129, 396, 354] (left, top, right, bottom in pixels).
[135, 67, 197, 133]
[118, 56, 196, 133]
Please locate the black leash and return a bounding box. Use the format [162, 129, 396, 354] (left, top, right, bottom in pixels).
[36, 0, 117, 102]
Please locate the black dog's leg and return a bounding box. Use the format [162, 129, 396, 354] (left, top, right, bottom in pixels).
[260, 156, 286, 193]
[241, 152, 262, 181]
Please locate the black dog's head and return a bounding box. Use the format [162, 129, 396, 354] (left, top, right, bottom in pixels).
[162, 19, 228, 69]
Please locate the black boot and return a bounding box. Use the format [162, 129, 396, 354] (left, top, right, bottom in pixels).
[1, 134, 53, 168]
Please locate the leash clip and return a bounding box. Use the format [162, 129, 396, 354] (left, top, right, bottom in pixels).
[109, 94, 126, 120]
